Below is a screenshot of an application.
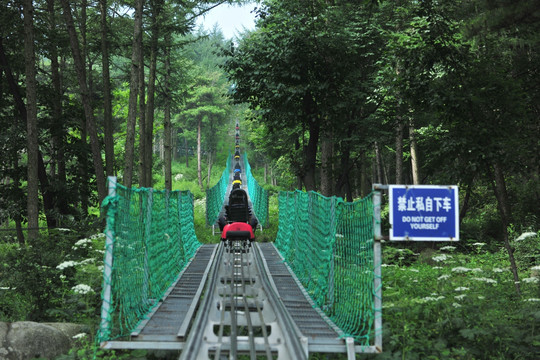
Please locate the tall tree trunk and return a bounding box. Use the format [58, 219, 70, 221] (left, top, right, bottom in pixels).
[60, 0, 107, 202]
[374, 141, 384, 184]
[100, 0, 114, 176]
[47, 0, 64, 181]
[0, 38, 56, 229]
[23, 0, 39, 240]
[144, 0, 162, 188]
[320, 133, 333, 197]
[138, 52, 146, 187]
[395, 119, 404, 184]
[184, 135, 189, 167]
[47, 0, 69, 220]
[206, 151, 213, 189]
[409, 117, 420, 184]
[124, 0, 143, 189]
[264, 162, 268, 184]
[303, 120, 319, 191]
[163, 32, 172, 191]
[490, 162, 521, 295]
[301, 94, 319, 191]
[459, 176, 474, 225]
[197, 119, 203, 189]
[13, 157, 25, 245]
[79, 0, 89, 210]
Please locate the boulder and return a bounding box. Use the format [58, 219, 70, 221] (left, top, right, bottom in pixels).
[0, 322, 87, 360]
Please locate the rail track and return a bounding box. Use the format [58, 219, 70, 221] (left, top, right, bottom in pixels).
[179, 241, 307, 360]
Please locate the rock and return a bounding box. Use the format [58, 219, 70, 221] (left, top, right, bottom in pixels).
[44, 322, 89, 341]
[0, 322, 9, 359]
[0, 321, 86, 360]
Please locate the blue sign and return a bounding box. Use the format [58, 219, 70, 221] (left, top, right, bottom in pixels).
[389, 185, 459, 241]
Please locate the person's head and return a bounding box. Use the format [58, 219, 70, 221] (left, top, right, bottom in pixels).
[229, 188, 247, 204]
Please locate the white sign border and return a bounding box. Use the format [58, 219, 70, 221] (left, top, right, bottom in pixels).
[389, 185, 460, 241]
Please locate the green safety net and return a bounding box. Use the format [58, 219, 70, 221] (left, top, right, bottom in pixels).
[243, 153, 269, 227]
[97, 180, 200, 344]
[206, 155, 231, 225]
[274, 190, 379, 346]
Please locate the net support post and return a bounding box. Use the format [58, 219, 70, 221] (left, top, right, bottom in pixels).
[346, 337, 355, 360]
[100, 176, 117, 343]
[372, 185, 383, 352]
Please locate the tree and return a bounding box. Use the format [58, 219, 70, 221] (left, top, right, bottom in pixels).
[23, 0, 38, 240]
[181, 70, 229, 189]
[123, 0, 143, 189]
[100, 0, 114, 176]
[60, 0, 107, 202]
[225, 0, 382, 194]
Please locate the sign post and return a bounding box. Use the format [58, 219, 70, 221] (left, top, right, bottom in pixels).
[389, 185, 459, 241]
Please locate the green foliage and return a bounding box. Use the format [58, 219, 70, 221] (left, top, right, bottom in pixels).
[358, 241, 540, 360]
[0, 227, 103, 323]
[510, 230, 540, 271]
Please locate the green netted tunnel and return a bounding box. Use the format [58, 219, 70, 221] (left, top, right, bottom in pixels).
[97, 178, 200, 343]
[275, 190, 381, 346]
[206, 155, 231, 225]
[243, 153, 269, 227]
[97, 157, 381, 351]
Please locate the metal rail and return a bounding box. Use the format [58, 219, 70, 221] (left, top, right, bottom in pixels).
[179, 242, 225, 360]
[179, 241, 307, 360]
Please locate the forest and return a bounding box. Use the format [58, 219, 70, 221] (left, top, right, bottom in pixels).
[0, 0, 539, 359]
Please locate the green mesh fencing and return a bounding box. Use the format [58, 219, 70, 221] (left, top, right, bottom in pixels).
[97, 179, 200, 344]
[243, 153, 269, 227]
[274, 190, 379, 346]
[206, 155, 231, 225]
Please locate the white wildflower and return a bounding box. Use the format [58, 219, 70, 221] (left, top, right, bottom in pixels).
[452, 302, 462, 308]
[416, 296, 445, 303]
[493, 268, 505, 273]
[383, 303, 395, 308]
[72, 333, 87, 339]
[73, 238, 92, 249]
[79, 258, 94, 265]
[525, 298, 540, 302]
[522, 277, 539, 284]
[432, 254, 449, 262]
[381, 264, 397, 267]
[454, 294, 467, 300]
[515, 232, 537, 242]
[433, 266, 443, 269]
[57, 261, 77, 270]
[471, 268, 483, 273]
[455, 287, 469, 291]
[478, 296, 485, 300]
[438, 274, 451, 280]
[57, 228, 71, 232]
[60, 275, 66, 280]
[472, 277, 497, 284]
[72, 284, 94, 295]
[451, 267, 471, 273]
[440, 246, 456, 251]
[530, 265, 540, 271]
[472, 242, 486, 247]
[409, 268, 420, 272]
